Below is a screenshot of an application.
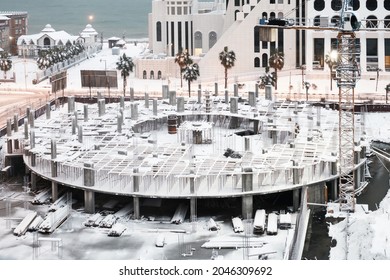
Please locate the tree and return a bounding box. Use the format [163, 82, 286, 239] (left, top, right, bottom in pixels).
[325, 51, 337, 91]
[174, 49, 192, 88]
[116, 53, 134, 96]
[219, 46, 236, 89]
[0, 51, 12, 79]
[268, 49, 284, 90]
[182, 63, 200, 97]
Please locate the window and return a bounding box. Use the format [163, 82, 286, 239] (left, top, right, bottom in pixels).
[385, 16, 390, 28]
[158, 71, 162, 79]
[156, 22, 162, 42]
[366, 0, 377, 11]
[314, 0, 325, 11]
[150, 70, 155, 79]
[194, 31, 202, 48]
[235, 0, 240, 6]
[331, 0, 342, 11]
[254, 26, 260, 53]
[386, 0, 390, 10]
[331, 16, 341, 27]
[43, 37, 51, 46]
[262, 53, 268, 67]
[254, 57, 260, 67]
[209, 31, 217, 49]
[352, 0, 360, 10]
[177, 7, 182, 15]
[313, 38, 324, 69]
[366, 15, 378, 29]
[314, 16, 320, 27]
[143, 71, 147, 79]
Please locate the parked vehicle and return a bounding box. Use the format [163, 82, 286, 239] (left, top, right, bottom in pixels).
[232, 217, 244, 233]
[253, 209, 266, 234]
[266, 213, 278, 235]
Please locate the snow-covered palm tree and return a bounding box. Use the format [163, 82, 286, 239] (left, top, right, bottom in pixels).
[182, 63, 200, 97]
[116, 53, 134, 96]
[36, 50, 53, 70]
[219, 46, 236, 89]
[325, 51, 337, 91]
[175, 49, 193, 88]
[268, 49, 284, 90]
[0, 51, 12, 79]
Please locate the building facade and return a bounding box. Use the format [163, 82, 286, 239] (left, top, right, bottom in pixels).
[138, 0, 390, 84]
[0, 11, 28, 55]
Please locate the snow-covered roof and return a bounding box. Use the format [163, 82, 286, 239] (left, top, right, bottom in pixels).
[17, 29, 80, 46]
[108, 36, 121, 41]
[80, 24, 98, 37]
[41, 24, 56, 32]
[116, 39, 126, 45]
[0, 15, 10, 20]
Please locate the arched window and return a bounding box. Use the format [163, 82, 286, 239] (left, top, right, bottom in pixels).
[314, 0, 325, 11]
[385, 0, 390, 10]
[277, 12, 283, 19]
[143, 70, 147, 79]
[150, 70, 155, 79]
[156, 22, 162, 42]
[366, 0, 377, 11]
[234, 10, 240, 21]
[314, 15, 321, 27]
[43, 37, 51, 47]
[209, 31, 217, 49]
[194, 31, 202, 49]
[385, 16, 390, 28]
[331, 16, 341, 27]
[262, 12, 267, 19]
[331, 0, 342, 11]
[262, 53, 268, 68]
[157, 71, 162, 79]
[353, 0, 360, 10]
[270, 12, 275, 19]
[366, 15, 378, 29]
[254, 57, 260, 68]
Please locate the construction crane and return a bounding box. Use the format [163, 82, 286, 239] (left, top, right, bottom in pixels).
[260, 0, 362, 212]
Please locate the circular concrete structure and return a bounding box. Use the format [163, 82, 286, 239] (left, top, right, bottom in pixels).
[10, 93, 367, 203]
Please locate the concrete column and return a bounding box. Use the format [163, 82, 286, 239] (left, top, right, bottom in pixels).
[255, 83, 259, 97]
[98, 99, 105, 116]
[13, 113, 18, 132]
[71, 116, 76, 135]
[153, 99, 158, 116]
[133, 197, 140, 220]
[133, 168, 139, 192]
[73, 111, 78, 127]
[117, 114, 122, 133]
[265, 85, 273, 101]
[97, 91, 102, 100]
[78, 125, 83, 143]
[190, 197, 197, 222]
[230, 97, 238, 114]
[67, 96, 75, 113]
[169, 91, 176, 106]
[292, 160, 300, 185]
[30, 130, 35, 149]
[120, 95, 125, 109]
[234, 83, 238, 96]
[214, 82, 218, 96]
[29, 110, 35, 128]
[145, 93, 149, 108]
[225, 89, 229, 104]
[130, 87, 135, 102]
[293, 188, 300, 212]
[26, 106, 31, 122]
[248, 91, 256, 107]
[131, 103, 138, 120]
[51, 181, 58, 202]
[177, 97, 185, 112]
[46, 102, 51, 119]
[83, 162, 95, 187]
[84, 190, 95, 214]
[254, 119, 259, 134]
[51, 139, 57, 177]
[242, 167, 253, 219]
[6, 118, 12, 137]
[31, 172, 37, 191]
[84, 104, 88, 122]
[198, 87, 202, 103]
[24, 119, 28, 140]
[316, 106, 321, 127]
[244, 137, 250, 151]
[162, 85, 169, 99]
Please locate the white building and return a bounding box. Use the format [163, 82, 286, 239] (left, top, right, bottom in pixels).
[138, 0, 390, 85]
[17, 24, 99, 58]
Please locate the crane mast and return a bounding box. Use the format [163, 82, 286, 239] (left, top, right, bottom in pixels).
[336, 0, 360, 212]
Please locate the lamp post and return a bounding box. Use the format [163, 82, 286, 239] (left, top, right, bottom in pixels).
[304, 81, 311, 102]
[300, 64, 306, 89]
[385, 84, 390, 104]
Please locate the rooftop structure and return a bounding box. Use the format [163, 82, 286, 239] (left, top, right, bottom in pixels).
[0, 11, 28, 55]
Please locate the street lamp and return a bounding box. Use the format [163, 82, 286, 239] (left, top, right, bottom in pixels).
[304, 81, 311, 102]
[385, 84, 390, 104]
[300, 64, 306, 89]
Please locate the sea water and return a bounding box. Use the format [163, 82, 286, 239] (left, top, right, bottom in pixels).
[0, 0, 153, 39]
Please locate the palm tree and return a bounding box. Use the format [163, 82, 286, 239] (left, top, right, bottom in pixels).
[268, 49, 284, 90]
[116, 53, 134, 96]
[0, 51, 12, 79]
[219, 46, 236, 89]
[325, 51, 337, 91]
[182, 63, 200, 97]
[175, 49, 192, 88]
